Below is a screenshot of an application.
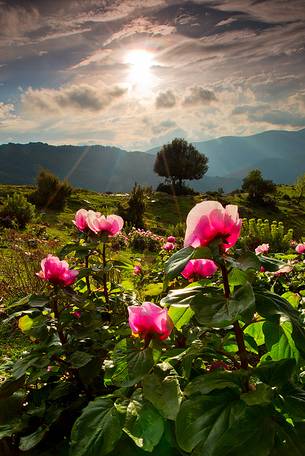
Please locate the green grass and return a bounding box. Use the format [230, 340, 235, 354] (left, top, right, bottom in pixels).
[0, 320, 31, 381]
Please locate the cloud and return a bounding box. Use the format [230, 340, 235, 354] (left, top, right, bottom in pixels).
[70, 49, 112, 69]
[0, 4, 40, 42]
[183, 86, 217, 106]
[21, 84, 127, 116]
[155, 90, 176, 108]
[151, 120, 177, 134]
[0, 102, 15, 120]
[104, 16, 175, 46]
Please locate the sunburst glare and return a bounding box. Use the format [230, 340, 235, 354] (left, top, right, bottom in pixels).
[125, 50, 155, 95]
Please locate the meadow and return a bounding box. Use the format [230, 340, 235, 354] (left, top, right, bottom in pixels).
[1, 183, 305, 455]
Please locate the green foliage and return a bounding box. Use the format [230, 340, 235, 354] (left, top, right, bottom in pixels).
[119, 183, 146, 228]
[30, 169, 72, 211]
[242, 169, 276, 202]
[2, 197, 305, 455]
[295, 173, 305, 203]
[240, 217, 293, 252]
[154, 138, 208, 191]
[0, 192, 36, 229]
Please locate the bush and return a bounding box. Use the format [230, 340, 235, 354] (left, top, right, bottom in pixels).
[240, 217, 293, 252]
[128, 227, 164, 252]
[30, 169, 72, 211]
[118, 183, 146, 228]
[0, 192, 36, 229]
[156, 182, 197, 195]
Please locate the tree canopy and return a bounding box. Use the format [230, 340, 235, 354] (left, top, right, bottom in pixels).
[153, 138, 208, 190]
[242, 169, 276, 201]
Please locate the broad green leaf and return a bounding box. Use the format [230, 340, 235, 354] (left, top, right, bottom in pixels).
[241, 383, 273, 406]
[143, 373, 182, 420]
[259, 255, 285, 272]
[279, 383, 305, 421]
[245, 321, 265, 346]
[143, 283, 163, 297]
[228, 268, 249, 286]
[18, 315, 34, 332]
[184, 370, 248, 397]
[123, 395, 164, 452]
[270, 414, 305, 455]
[105, 338, 159, 387]
[281, 292, 300, 309]
[0, 376, 25, 399]
[167, 304, 194, 330]
[19, 426, 49, 451]
[254, 359, 296, 387]
[164, 246, 194, 280]
[255, 291, 305, 359]
[70, 351, 93, 368]
[235, 252, 261, 271]
[70, 397, 124, 456]
[191, 282, 255, 327]
[263, 320, 299, 362]
[176, 390, 275, 456]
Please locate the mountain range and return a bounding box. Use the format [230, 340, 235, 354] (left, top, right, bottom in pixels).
[0, 128, 304, 193]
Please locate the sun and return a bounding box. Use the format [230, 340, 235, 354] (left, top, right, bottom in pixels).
[125, 50, 155, 94]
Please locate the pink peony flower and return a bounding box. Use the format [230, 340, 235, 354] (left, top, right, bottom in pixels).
[184, 201, 242, 251]
[163, 242, 175, 251]
[167, 235, 176, 243]
[36, 254, 79, 287]
[86, 210, 124, 236]
[181, 259, 217, 280]
[128, 302, 173, 341]
[296, 244, 305, 254]
[73, 209, 89, 232]
[260, 266, 266, 273]
[255, 243, 269, 255]
[133, 264, 142, 276]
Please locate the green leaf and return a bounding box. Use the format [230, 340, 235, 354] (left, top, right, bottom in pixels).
[281, 292, 300, 309]
[19, 425, 49, 451]
[167, 304, 194, 331]
[143, 373, 182, 420]
[241, 383, 273, 406]
[235, 252, 261, 271]
[254, 359, 296, 387]
[279, 383, 305, 421]
[184, 371, 248, 397]
[255, 291, 305, 359]
[164, 246, 194, 280]
[123, 395, 164, 452]
[105, 338, 159, 387]
[228, 268, 249, 286]
[176, 390, 275, 456]
[191, 282, 255, 327]
[70, 351, 93, 368]
[245, 321, 265, 346]
[263, 320, 299, 362]
[70, 397, 124, 456]
[259, 255, 285, 272]
[0, 376, 25, 399]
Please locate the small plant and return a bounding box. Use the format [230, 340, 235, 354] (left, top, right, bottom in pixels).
[128, 227, 164, 252]
[0, 192, 36, 229]
[30, 169, 72, 211]
[240, 217, 293, 252]
[118, 183, 146, 228]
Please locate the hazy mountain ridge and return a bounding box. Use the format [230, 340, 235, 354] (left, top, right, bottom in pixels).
[0, 129, 304, 192]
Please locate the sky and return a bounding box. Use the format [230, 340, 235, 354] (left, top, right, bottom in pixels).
[0, 0, 305, 150]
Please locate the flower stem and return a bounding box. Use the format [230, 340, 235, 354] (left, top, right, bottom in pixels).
[85, 254, 91, 293]
[220, 263, 248, 370]
[102, 242, 109, 304]
[51, 296, 67, 346]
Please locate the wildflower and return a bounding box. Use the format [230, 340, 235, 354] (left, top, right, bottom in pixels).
[163, 242, 175, 251]
[36, 254, 78, 287]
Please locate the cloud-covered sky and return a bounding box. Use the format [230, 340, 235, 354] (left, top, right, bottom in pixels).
[0, 0, 304, 150]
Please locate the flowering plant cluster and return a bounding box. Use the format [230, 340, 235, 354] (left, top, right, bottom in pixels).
[1, 201, 305, 455]
[127, 227, 165, 252]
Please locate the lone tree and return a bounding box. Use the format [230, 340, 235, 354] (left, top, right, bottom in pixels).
[242, 169, 276, 201]
[295, 172, 305, 203]
[154, 138, 208, 192]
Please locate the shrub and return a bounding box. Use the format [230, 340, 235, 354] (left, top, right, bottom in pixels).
[240, 217, 293, 252]
[156, 182, 197, 195]
[118, 183, 146, 228]
[30, 169, 72, 211]
[0, 192, 36, 229]
[128, 227, 164, 251]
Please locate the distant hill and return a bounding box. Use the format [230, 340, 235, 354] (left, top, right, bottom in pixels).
[0, 128, 304, 192]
